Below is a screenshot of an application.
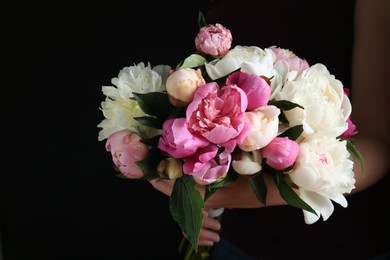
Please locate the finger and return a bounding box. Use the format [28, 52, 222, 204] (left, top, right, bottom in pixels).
[203, 216, 221, 231]
[149, 178, 175, 196]
[198, 228, 220, 245]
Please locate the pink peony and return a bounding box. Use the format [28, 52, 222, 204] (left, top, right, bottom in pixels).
[195, 23, 232, 57]
[166, 68, 205, 107]
[262, 137, 300, 170]
[105, 129, 149, 178]
[158, 118, 209, 158]
[341, 117, 358, 140]
[270, 46, 309, 74]
[226, 71, 271, 110]
[183, 144, 231, 185]
[341, 87, 358, 140]
[186, 82, 249, 152]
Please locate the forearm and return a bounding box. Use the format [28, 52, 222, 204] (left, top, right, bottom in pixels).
[350, 137, 390, 194]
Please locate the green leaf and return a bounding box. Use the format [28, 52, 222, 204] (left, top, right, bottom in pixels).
[248, 174, 268, 205]
[140, 135, 161, 147]
[279, 111, 290, 124]
[134, 116, 162, 129]
[269, 100, 304, 110]
[177, 54, 207, 69]
[346, 139, 365, 176]
[273, 172, 317, 216]
[169, 175, 204, 250]
[278, 125, 304, 141]
[132, 92, 175, 120]
[135, 153, 163, 181]
[198, 10, 207, 28]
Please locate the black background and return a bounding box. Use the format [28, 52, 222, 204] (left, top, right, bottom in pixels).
[1, 2, 209, 259]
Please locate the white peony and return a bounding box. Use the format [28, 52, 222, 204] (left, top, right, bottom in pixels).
[289, 134, 355, 224]
[110, 62, 171, 98]
[275, 63, 351, 138]
[204, 45, 276, 80]
[232, 150, 262, 175]
[239, 105, 280, 152]
[97, 62, 170, 141]
[97, 97, 149, 141]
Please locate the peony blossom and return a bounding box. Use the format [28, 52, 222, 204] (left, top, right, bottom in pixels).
[186, 82, 249, 153]
[111, 62, 170, 98]
[195, 23, 232, 57]
[289, 134, 355, 224]
[105, 129, 149, 178]
[270, 46, 309, 81]
[158, 118, 209, 159]
[97, 15, 363, 253]
[239, 105, 280, 151]
[98, 62, 170, 140]
[262, 137, 299, 170]
[341, 87, 358, 140]
[166, 68, 205, 107]
[183, 144, 231, 185]
[226, 71, 271, 110]
[204, 45, 276, 80]
[275, 64, 351, 138]
[341, 117, 358, 140]
[232, 150, 262, 175]
[97, 96, 149, 141]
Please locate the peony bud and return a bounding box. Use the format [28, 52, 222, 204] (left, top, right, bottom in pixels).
[157, 157, 183, 180]
[262, 137, 299, 170]
[105, 129, 149, 178]
[166, 68, 205, 107]
[239, 105, 280, 152]
[231, 149, 262, 175]
[195, 23, 232, 58]
[341, 117, 358, 140]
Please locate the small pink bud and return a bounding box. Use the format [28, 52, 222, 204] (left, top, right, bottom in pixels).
[262, 137, 299, 170]
[195, 23, 232, 58]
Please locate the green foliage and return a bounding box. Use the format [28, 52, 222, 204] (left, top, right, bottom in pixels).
[134, 116, 163, 129]
[140, 135, 161, 148]
[278, 124, 304, 141]
[248, 174, 268, 205]
[135, 153, 164, 181]
[177, 54, 207, 69]
[198, 11, 207, 28]
[132, 92, 175, 122]
[269, 99, 304, 110]
[273, 172, 317, 215]
[170, 175, 205, 250]
[346, 139, 365, 176]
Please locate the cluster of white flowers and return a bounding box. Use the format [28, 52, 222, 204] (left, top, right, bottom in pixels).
[98, 62, 170, 141]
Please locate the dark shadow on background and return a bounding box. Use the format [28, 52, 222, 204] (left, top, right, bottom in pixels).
[1, 2, 209, 259]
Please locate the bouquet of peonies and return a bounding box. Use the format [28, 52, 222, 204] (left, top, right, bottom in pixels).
[97, 12, 363, 255]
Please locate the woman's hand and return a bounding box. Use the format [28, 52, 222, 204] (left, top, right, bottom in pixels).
[149, 178, 175, 196]
[198, 208, 221, 246]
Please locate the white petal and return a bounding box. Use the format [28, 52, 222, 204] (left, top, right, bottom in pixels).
[299, 189, 334, 224]
[231, 160, 262, 175]
[329, 193, 348, 208]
